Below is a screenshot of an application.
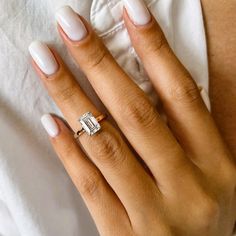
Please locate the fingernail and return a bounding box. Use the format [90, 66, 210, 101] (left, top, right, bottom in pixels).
[29, 41, 58, 75]
[56, 6, 88, 41]
[123, 0, 151, 26]
[41, 114, 60, 138]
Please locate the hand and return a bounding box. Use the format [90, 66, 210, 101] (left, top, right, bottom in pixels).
[29, 3, 236, 236]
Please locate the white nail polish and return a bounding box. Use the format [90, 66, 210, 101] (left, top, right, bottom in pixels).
[123, 0, 151, 26]
[41, 114, 60, 137]
[29, 41, 58, 75]
[56, 6, 88, 41]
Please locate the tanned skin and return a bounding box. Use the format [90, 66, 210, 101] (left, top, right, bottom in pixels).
[201, 0, 236, 159]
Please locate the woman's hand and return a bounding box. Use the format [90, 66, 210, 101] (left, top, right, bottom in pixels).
[29, 2, 236, 236]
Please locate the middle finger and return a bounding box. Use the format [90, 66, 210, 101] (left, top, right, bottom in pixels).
[56, 6, 190, 185]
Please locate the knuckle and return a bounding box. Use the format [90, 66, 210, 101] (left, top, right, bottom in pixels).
[57, 84, 78, 103]
[59, 141, 76, 159]
[152, 34, 170, 55]
[192, 196, 220, 230]
[86, 47, 109, 70]
[167, 80, 201, 106]
[124, 97, 158, 129]
[145, 29, 170, 55]
[218, 159, 236, 191]
[77, 170, 101, 200]
[202, 199, 219, 221]
[87, 128, 126, 168]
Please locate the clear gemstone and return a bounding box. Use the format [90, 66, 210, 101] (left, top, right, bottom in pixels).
[79, 112, 101, 136]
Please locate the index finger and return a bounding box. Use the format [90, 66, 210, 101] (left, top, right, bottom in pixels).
[123, 0, 228, 171]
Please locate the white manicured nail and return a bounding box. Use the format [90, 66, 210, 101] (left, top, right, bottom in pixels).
[41, 114, 60, 138]
[56, 6, 88, 41]
[123, 0, 151, 26]
[29, 41, 58, 75]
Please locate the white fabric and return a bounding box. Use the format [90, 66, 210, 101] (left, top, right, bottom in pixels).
[91, 0, 209, 107]
[0, 0, 209, 235]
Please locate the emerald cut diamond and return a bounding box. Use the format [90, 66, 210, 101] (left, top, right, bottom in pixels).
[79, 112, 101, 136]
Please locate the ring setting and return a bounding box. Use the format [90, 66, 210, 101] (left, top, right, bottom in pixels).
[74, 112, 107, 138]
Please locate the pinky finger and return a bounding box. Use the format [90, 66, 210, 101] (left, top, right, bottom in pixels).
[41, 114, 132, 236]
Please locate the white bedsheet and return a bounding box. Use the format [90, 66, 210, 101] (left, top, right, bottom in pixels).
[0, 0, 209, 235]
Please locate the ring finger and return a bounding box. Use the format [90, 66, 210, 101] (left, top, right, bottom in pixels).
[29, 41, 158, 218]
[55, 6, 191, 187]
